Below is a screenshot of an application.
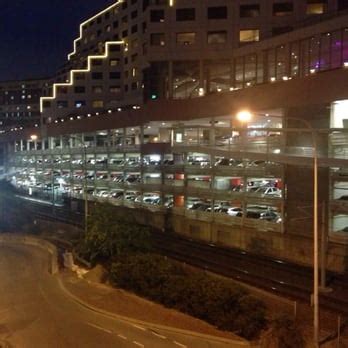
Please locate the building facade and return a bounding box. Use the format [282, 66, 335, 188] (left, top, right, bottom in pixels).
[3, 0, 348, 272]
[0, 78, 49, 132]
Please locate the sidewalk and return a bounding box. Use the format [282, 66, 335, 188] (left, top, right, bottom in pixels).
[59, 268, 246, 342]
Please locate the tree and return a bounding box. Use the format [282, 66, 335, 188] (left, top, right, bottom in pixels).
[81, 203, 151, 263]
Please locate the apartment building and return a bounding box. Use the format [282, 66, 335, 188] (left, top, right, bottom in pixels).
[41, 0, 348, 123]
[3, 0, 348, 272]
[0, 78, 48, 131]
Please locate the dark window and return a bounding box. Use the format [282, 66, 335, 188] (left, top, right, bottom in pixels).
[131, 24, 138, 33]
[207, 31, 227, 44]
[151, 9, 165, 22]
[176, 8, 195, 21]
[131, 82, 138, 90]
[113, 21, 119, 28]
[74, 86, 86, 93]
[150, 33, 165, 46]
[75, 73, 85, 80]
[240, 4, 260, 17]
[97, 17, 102, 24]
[109, 45, 120, 52]
[110, 72, 121, 79]
[105, 11, 110, 19]
[122, 30, 128, 38]
[207, 6, 227, 19]
[131, 10, 138, 19]
[272, 26, 293, 36]
[122, 15, 128, 24]
[57, 100, 68, 108]
[338, 0, 348, 10]
[92, 72, 103, 80]
[273, 2, 293, 16]
[92, 59, 102, 66]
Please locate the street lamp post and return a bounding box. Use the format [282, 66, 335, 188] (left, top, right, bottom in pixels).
[64, 135, 88, 237]
[236, 110, 320, 347]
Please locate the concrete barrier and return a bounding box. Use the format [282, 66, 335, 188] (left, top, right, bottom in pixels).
[0, 233, 59, 275]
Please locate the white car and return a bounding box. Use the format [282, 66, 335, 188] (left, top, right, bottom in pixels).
[227, 207, 243, 216]
[255, 187, 282, 197]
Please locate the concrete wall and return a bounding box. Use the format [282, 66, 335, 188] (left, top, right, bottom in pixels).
[0, 234, 58, 274]
[32, 205, 348, 273]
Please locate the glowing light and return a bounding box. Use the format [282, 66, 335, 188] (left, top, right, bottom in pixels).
[282, 76, 289, 81]
[236, 110, 253, 123]
[310, 68, 316, 74]
[30, 134, 38, 141]
[344, 62, 348, 68]
[67, 1, 122, 60]
[270, 77, 276, 82]
[41, 41, 124, 114]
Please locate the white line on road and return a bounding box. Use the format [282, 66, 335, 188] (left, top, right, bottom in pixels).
[132, 323, 146, 331]
[133, 341, 144, 347]
[117, 334, 127, 340]
[173, 341, 187, 348]
[150, 331, 167, 339]
[86, 322, 112, 334]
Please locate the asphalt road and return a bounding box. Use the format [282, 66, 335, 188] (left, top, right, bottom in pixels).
[0, 244, 246, 348]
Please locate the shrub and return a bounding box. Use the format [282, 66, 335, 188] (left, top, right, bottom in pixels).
[260, 315, 305, 348]
[110, 253, 266, 339]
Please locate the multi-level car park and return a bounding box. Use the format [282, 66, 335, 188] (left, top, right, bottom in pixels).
[10, 114, 286, 233]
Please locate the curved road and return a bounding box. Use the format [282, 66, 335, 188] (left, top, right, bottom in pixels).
[0, 244, 245, 348]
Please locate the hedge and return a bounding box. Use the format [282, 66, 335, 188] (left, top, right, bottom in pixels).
[110, 253, 266, 339]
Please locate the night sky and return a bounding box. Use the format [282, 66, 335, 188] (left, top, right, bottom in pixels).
[0, 0, 115, 81]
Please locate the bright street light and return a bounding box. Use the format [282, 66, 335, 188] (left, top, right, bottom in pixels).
[236, 110, 253, 123]
[30, 134, 38, 141]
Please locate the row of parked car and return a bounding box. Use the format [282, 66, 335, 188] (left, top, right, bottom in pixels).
[187, 200, 281, 223]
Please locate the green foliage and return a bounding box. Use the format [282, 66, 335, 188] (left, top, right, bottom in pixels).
[260, 315, 305, 348]
[110, 253, 266, 339]
[81, 203, 151, 263]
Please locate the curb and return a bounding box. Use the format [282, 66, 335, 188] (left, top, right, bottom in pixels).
[57, 276, 252, 347]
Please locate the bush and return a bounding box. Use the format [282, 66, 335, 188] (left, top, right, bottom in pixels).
[110, 253, 266, 339]
[260, 315, 305, 348]
[81, 203, 152, 263]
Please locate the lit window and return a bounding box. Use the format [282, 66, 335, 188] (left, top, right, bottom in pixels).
[75, 101, 86, 108]
[306, 1, 325, 14]
[92, 100, 104, 108]
[239, 29, 259, 43]
[110, 59, 120, 67]
[110, 86, 121, 93]
[92, 86, 103, 94]
[176, 32, 196, 45]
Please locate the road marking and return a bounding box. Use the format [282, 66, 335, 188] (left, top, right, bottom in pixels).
[132, 323, 146, 331]
[173, 341, 187, 348]
[117, 334, 127, 340]
[133, 341, 144, 347]
[150, 331, 167, 339]
[86, 322, 112, 334]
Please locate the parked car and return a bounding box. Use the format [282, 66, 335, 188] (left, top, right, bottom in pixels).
[227, 207, 243, 216]
[255, 187, 282, 197]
